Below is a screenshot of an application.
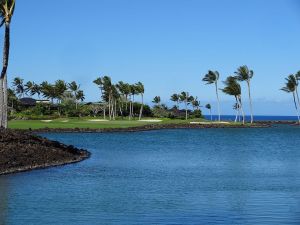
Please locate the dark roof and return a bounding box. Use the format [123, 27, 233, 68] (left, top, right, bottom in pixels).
[19, 98, 36, 106]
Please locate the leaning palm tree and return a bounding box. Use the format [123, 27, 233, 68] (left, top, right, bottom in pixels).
[135, 82, 145, 120]
[12, 77, 24, 98]
[281, 75, 300, 123]
[68, 81, 81, 109]
[170, 93, 180, 109]
[203, 70, 221, 121]
[221, 76, 245, 124]
[294, 71, 300, 108]
[152, 96, 161, 106]
[0, 0, 15, 128]
[205, 104, 212, 121]
[235, 65, 254, 123]
[179, 92, 190, 120]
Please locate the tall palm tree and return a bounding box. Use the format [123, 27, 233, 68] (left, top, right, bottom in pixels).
[40, 81, 56, 103]
[0, 0, 15, 128]
[281, 75, 300, 123]
[191, 97, 200, 111]
[205, 104, 212, 121]
[152, 96, 161, 106]
[233, 103, 241, 122]
[54, 80, 67, 104]
[235, 65, 254, 123]
[203, 70, 221, 121]
[68, 81, 81, 109]
[170, 93, 180, 109]
[12, 77, 24, 98]
[135, 82, 145, 120]
[294, 71, 300, 108]
[93, 77, 107, 119]
[179, 91, 190, 120]
[221, 76, 245, 124]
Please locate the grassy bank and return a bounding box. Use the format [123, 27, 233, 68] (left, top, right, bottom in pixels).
[8, 118, 208, 130]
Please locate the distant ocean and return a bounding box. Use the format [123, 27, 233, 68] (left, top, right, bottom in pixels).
[204, 115, 299, 121]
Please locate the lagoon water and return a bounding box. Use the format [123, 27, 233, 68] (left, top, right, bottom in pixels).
[1, 126, 300, 224]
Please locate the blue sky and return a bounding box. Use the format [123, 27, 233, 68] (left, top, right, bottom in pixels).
[2, 0, 300, 115]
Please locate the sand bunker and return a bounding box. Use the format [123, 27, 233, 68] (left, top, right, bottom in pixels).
[41, 120, 52, 123]
[88, 119, 109, 122]
[190, 121, 230, 125]
[139, 119, 162, 122]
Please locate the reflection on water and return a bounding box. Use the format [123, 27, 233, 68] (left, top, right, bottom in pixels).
[1, 126, 300, 224]
[0, 178, 8, 225]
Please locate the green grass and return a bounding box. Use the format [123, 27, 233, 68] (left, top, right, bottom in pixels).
[8, 117, 206, 130]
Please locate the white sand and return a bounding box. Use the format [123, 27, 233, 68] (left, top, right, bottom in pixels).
[41, 120, 52, 123]
[139, 119, 162, 122]
[61, 120, 69, 123]
[88, 119, 109, 122]
[190, 121, 230, 125]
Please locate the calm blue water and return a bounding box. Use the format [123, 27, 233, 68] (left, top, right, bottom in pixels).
[204, 115, 299, 121]
[1, 126, 300, 224]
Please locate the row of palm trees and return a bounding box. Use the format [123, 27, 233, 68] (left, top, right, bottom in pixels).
[281, 72, 300, 123]
[11, 77, 85, 108]
[93, 76, 145, 120]
[202, 65, 254, 124]
[153, 93, 201, 120]
[0, 0, 15, 128]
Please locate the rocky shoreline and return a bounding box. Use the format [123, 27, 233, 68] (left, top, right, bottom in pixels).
[0, 129, 90, 176]
[29, 122, 272, 133]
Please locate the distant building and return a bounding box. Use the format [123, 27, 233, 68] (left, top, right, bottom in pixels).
[19, 98, 36, 107]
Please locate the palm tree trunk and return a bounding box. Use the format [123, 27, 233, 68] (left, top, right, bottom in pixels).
[0, 24, 10, 128]
[210, 109, 212, 121]
[247, 81, 254, 124]
[185, 101, 188, 120]
[0, 78, 3, 128]
[293, 92, 300, 124]
[129, 101, 132, 120]
[3, 76, 7, 128]
[103, 106, 106, 119]
[108, 94, 111, 120]
[139, 94, 144, 120]
[238, 96, 245, 124]
[296, 88, 300, 109]
[132, 94, 135, 119]
[215, 82, 221, 121]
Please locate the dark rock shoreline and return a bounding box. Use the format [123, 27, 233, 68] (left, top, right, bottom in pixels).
[31, 123, 272, 133]
[0, 129, 90, 176]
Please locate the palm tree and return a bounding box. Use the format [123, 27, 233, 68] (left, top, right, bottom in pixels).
[135, 82, 145, 120]
[54, 80, 67, 104]
[68, 81, 81, 109]
[233, 103, 241, 122]
[170, 94, 180, 109]
[179, 92, 190, 120]
[93, 77, 107, 119]
[129, 84, 137, 120]
[12, 77, 25, 98]
[25, 81, 41, 98]
[235, 65, 254, 123]
[203, 70, 221, 121]
[152, 96, 161, 106]
[191, 97, 200, 111]
[76, 90, 85, 104]
[0, 0, 15, 128]
[281, 75, 300, 123]
[205, 104, 212, 121]
[294, 71, 300, 108]
[221, 76, 245, 124]
[40, 81, 56, 103]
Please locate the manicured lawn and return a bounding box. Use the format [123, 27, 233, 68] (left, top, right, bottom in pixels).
[8, 117, 206, 130]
